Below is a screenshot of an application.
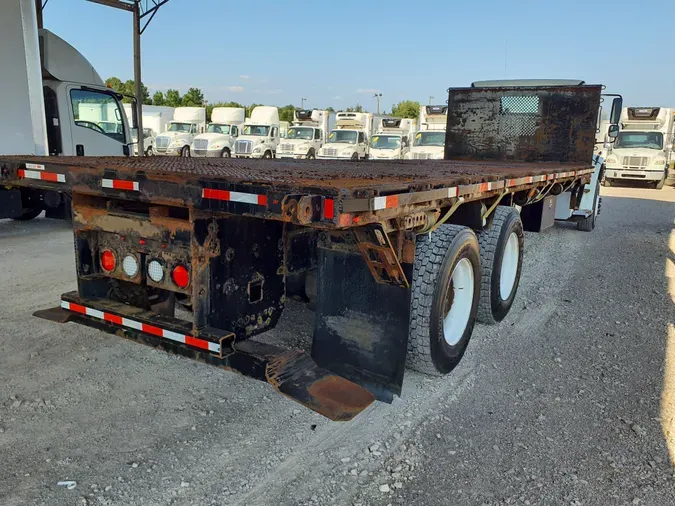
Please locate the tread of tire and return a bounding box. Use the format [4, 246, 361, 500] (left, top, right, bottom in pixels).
[476, 206, 516, 325]
[407, 224, 469, 376]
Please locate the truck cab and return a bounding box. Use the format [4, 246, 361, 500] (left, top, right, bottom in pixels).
[369, 118, 416, 160]
[318, 112, 374, 160]
[233, 106, 280, 159]
[604, 107, 674, 188]
[277, 109, 336, 160]
[154, 107, 206, 157]
[192, 107, 245, 158]
[406, 105, 447, 160]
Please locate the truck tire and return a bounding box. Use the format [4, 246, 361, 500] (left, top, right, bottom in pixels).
[350, 153, 358, 161]
[476, 206, 524, 324]
[602, 178, 611, 187]
[220, 148, 231, 158]
[181, 146, 190, 158]
[263, 150, 272, 159]
[12, 208, 42, 221]
[577, 180, 600, 232]
[145, 146, 154, 156]
[307, 149, 316, 160]
[407, 225, 481, 376]
[655, 178, 665, 190]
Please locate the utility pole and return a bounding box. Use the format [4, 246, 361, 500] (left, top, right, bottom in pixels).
[373, 93, 382, 114]
[429, 96, 434, 105]
[301, 98, 307, 109]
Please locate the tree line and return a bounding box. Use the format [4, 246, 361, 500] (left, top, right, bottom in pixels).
[105, 77, 421, 121]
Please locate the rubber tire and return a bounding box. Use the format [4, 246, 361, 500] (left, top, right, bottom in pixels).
[263, 150, 272, 159]
[602, 178, 611, 187]
[476, 206, 524, 325]
[407, 225, 481, 376]
[350, 153, 359, 161]
[12, 208, 42, 221]
[577, 180, 600, 232]
[181, 146, 190, 158]
[655, 178, 665, 190]
[307, 150, 316, 160]
[145, 146, 154, 156]
[220, 148, 231, 158]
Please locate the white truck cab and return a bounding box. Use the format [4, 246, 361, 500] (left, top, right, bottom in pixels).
[233, 106, 280, 159]
[369, 118, 417, 160]
[406, 105, 448, 160]
[191, 107, 245, 158]
[277, 109, 336, 160]
[604, 107, 674, 188]
[318, 112, 388, 160]
[155, 107, 206, 157]
[124, 105, 174, 156]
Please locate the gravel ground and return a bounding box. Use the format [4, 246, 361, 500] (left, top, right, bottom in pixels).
[0, 186, 674, 506]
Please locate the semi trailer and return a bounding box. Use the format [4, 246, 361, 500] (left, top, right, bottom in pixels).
[0, 0, 133, 220]
[0, 81, 621, 421]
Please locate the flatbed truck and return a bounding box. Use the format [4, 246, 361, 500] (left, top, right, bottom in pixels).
[0, 82, 621, 421]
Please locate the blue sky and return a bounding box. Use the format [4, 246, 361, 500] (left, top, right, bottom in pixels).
[45, 0, 674, 111]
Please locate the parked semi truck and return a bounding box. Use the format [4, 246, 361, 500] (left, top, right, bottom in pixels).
[277, 109, 337, 160]
[233, 106, 280, 159]
[604, 107, 674, 188]
[317, 111, 387, 160]
[406, 105, 448, 160]
[0, 81, 621, 420]
[369, 118, 417, 160]
[0, 0, 133, 220]
[191, 107, 245, 158]
[154, 107, 206, 157]
[123, 104, 174, 156]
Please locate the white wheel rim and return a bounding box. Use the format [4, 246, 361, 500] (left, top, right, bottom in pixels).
[442, 258, 474, 346]
[499, 232, 519, 300]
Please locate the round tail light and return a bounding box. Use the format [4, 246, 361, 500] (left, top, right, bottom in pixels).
[172, 265, 190, 288]
[100, 250, 116, 272]
[147, 260, 164, 282]
[122, 255, 139, 277]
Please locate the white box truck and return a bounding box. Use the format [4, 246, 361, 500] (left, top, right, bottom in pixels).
[317, 112, 387, 160]
[154, 107, 206, 157]
[0, 0, 133, 220]
[277, 109, 337, 160]
[604, 107, 675, 189]
[191, 107, 245, 158]
[406, 105, 448, 160]
[233, 106, 280, 159]
[369, 118, 417, 160]
[123, 104, 174, 156]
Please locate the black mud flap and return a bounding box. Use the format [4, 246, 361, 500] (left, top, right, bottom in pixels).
[312, 247, 412, 403]
[34, 293, 375, 421]
[0, 189, 23, 219]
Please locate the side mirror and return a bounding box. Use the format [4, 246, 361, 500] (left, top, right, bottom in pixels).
[608, 124, 619, 139]
[609, 96, 623, 125]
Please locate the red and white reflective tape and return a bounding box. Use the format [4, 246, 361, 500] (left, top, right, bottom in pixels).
[18, 169, 65, 183]
[61, 300, 221, 354]
[25, 163, 45, 171]
[102, 178, 140, 191]
[373, 195, 400, 210]
[202, 188, 267, 206]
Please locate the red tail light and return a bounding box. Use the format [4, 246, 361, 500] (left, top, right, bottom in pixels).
[100, 250, 116, 272]
[172, 265, 190, 288]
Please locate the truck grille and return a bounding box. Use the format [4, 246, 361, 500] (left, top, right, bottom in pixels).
[235, 140, 252, 154]
[156, 137, 170, 149]
[323, 148, 337, 157]
[412, 152, 429, 160]
[279, 143, 294, 152]
[194, 139, 209, 150]
[193, 150, 207, 156]
[622, 156, 648, 168]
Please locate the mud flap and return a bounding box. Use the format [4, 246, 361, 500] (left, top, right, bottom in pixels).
[312, 246, 412, 403]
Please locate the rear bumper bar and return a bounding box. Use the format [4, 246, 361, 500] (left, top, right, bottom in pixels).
[35, 292, 375, 421]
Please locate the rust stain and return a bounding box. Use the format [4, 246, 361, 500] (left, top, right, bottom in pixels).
[307, 375, 375, 417]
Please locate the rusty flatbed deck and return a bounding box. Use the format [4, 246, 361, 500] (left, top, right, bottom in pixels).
[0, 156, 594, 228]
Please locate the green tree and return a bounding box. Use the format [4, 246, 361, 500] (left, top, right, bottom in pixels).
[326, 106, 335, 112]
[165, 89, 182, 108]
[122, 79, 151, 104]
[346, 104, 364, 113]
[182, 87, 205, 107]
[246, 103, 263, 117]
[152, 91, 166, 106]
[105, 77, 124, 94]
[390, 100, 420, 119]
[278, 104, 296, 123]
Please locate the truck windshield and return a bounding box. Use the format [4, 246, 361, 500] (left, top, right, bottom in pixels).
[614, 132, 663, 150]
[414, 131, 445, 147]
[286, 127, 314, 140]
[167, 123, 192, 133]
[371, 135, 401, 149]
[243, 125, 270, 136]
[327, 130, 357, 144]
[207, 124, 231, 134]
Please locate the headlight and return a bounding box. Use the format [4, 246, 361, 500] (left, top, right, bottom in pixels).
[211, 144, 221, 150]
[652, 158, 666, 165]
[606, 156, 617, 164]
[253, 147, 262, 153]
[170, 138, 182, 146]
[296, 143, 308, 151]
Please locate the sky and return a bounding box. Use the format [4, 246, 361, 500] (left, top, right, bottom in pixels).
[44, 0, 675, 111]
